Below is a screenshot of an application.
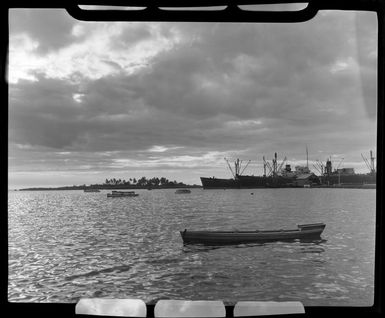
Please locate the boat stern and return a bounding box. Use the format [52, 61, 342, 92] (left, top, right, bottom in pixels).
[298, 223, 326, 230]
[297, 223, 326, 238]
[180, 229, 187, 239]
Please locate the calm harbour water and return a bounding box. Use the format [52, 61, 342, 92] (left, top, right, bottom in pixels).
[8, 188, 375, 306]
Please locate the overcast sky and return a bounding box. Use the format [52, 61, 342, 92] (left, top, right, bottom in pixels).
[8, 9, 377, 188]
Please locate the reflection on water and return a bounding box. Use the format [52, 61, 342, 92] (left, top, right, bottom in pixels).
[8, 188, 375, 305]
[182, 238, 328, 249]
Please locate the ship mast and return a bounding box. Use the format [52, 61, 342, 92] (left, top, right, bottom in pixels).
[263, 156, 267, 177]
[224, 158, 250, 178]
[272, 152, 278, 176]
[235, 158, 240, 176]
[370, 150, 376, 174]
[361, 150, 376, 174]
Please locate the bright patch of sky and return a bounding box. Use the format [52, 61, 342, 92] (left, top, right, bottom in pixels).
[8, 21, 183, 84]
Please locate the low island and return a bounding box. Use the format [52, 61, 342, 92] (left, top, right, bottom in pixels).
[18, 176, 201, 191]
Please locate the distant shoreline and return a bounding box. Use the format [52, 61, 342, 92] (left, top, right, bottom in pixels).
[17, 184, 202, 191]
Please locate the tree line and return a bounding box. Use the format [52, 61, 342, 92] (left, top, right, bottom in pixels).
[18, 176, 199, 191]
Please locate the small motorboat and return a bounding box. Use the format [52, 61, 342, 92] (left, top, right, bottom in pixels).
[107, 190, 139, 197]
[175, 189, 191, 194]
[180, 223, 325, 245]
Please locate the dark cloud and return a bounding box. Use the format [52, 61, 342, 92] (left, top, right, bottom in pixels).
[109, 23, 153, 50]
[9, 9, 79, 54]
[9, 76, 84, 148]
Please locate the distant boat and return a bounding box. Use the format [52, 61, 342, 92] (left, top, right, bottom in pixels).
[175, 189, 191, 194]
[180, 223, 325, 245]
[84, 189, 100, 192]
[107, 190, 139, 197]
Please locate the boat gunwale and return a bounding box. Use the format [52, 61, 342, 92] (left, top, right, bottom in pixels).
[181, 229, 302, 234]
[181, 223, 325, 235]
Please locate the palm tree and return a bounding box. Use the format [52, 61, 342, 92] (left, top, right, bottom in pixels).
[137, 176, 147, 186]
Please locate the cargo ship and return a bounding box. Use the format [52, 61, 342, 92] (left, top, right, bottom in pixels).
[201, 151, 376, 189]
[201, 153, 319, 189]
[317, 152, 376, 186]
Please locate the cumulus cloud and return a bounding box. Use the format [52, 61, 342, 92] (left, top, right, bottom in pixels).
[8, 9, 377, 187]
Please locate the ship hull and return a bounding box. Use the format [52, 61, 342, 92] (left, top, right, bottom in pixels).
[236, 175, 299, 188]
[200, 177, 239, 189]
[321, 174, 376, 185]
[200, 175, 296, 189]
[201, 174, 375, 189]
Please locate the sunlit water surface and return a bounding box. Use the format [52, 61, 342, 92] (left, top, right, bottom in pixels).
[8, 188, 375, 305]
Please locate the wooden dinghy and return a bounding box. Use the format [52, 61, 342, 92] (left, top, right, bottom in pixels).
[107, 191, 139, 197]
[180, 223, 325, 245]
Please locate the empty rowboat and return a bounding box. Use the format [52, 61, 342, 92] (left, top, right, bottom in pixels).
[180, 223, 325, 245]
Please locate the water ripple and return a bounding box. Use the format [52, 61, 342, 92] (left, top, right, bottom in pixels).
[65, 264, 133, 281]
[8, 188, 375, 305]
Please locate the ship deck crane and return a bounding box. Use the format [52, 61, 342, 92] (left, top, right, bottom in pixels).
[361, 153, 371, 172]
[224, 158, 236, 178]
[277, 156, 287, 173]
[312, 162, 323, 175]
[335, 158, 344, 171]
[240, 160, 251, 176]
[361, 151, 376, 174]
[263, 156, 273, 177]
[314, 160, 325, 175]
[224, 158, 251, 178]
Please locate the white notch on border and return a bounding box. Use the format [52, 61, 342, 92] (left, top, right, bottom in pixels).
[234, 301, 305, 317]
[75, 298, 147, 317]
[155, 300, 226, 317]
[78, 6, 146, 11]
